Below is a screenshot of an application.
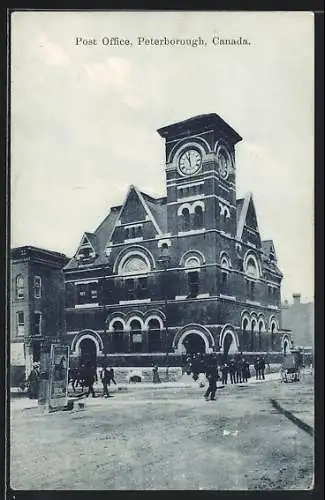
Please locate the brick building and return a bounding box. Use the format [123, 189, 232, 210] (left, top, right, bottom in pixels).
[10, 246, 68, 384]
[63, 113, 289, 367]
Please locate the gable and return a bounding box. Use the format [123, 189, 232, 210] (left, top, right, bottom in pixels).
[108, 185, 163, 247]
[245, 198, 258, 230]
[74, 233, 97, 261]
[236, 193, 261, 248]
[120, 187, 148, 225]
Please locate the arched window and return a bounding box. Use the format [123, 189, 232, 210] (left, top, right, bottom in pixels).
[251, 319, 257, 351]
[194, 206, 203, 229]
[148, 318, 162, 352]
[16, 274, 24, 299]
[181, 208, 190, 231]
[220, 254, 230, 291]
[119, 253, 150, 300]
[258, 321, 264, 350]
[245, 256, 259, 279]
[130, 319, 142, 353]
[111, 320, 124, 353]
[242, 317, 249, 350]
[121, 255, 150, 275]
[271, 321, 276, 348]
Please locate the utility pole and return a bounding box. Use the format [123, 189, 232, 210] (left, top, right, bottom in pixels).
[157, 245, 171, 382]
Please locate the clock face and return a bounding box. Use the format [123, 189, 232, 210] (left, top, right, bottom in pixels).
[217, 148, 231, 180]
[178, 149, 202, 176]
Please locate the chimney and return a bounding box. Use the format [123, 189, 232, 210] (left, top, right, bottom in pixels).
[293, 293, 301, 305]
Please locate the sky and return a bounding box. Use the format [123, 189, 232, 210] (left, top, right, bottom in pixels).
[10, 11, 314, 303]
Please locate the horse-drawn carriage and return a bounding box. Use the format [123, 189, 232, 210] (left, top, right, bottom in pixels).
[280, 352, 301, 383]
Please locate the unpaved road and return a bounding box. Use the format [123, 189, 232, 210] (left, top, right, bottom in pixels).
[10, 375, 314, 490]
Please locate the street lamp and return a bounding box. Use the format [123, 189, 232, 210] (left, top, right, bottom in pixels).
[157, 245, 171, 382]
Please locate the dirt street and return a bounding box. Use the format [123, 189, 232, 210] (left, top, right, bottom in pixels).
[10, 375, 314, 490]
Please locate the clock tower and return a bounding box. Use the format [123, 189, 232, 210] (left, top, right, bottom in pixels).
[157, 114, 242, 238]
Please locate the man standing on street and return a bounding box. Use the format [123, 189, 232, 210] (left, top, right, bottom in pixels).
[259, 357, 266, 380]
[221, 363, 228, 385]
[229, 359, 236, 384]
[85, 365, 97, 398]
[204, 363, 218, 401]
[254, 357, 260, 380]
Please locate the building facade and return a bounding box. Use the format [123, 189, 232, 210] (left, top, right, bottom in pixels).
[282, 294, 314, 350]
[10, 246, 68, 384]
[63, 113, 289, 366]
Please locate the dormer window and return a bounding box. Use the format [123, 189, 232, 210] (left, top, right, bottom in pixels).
[75, 234, 97, 262]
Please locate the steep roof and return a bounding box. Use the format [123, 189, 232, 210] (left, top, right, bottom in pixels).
[236, 198, 245, 229]
[64, 187, 168, 271]
[140, 192, 168, 234]
[157, 113, 242, 144]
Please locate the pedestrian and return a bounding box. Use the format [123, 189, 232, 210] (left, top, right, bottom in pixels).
[100, 365, 111, 397]
[27, 363, 40, 399]
[221, 363, 228, 385]
[242, 359, 250, 382]
[254, 357, 260, 380]
[204, 364, 218, 401]
[152, 364, 161, 383]
[236, 358, 244, 384]
[259, 357, 266, 380]
[191, 354, 199, 381]
[85, 365, 97, 398]
[229, 360, 236, 384]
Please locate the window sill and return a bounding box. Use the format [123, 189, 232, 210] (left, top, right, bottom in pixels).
[119, 299, 151, 305]
[75, 303, 100, 309]
[178, 228, 206, 236]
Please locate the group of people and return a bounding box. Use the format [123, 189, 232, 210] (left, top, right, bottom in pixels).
[185, 353, 268, 401]
[69, 363, 117, 398]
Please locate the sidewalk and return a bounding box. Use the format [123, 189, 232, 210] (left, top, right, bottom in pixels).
[10, 372, 281, 412]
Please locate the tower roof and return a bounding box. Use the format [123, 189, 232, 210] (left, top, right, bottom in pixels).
[157, 113, 242, 144]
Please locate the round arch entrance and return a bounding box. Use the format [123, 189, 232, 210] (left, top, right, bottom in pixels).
[183, 333, 206, 355]
[79, 338, 97, 367]
[221, 330, 238, 357]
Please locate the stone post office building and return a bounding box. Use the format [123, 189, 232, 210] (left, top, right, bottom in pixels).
[63, 113, 290, 366]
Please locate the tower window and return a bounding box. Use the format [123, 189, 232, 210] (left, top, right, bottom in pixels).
[181, 208, 190, 231]
[194, 206, 203, 229]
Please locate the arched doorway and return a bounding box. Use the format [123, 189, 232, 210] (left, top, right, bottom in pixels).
[283, 337, 289, 356]
[183, 333, 206, 355]
[79, 338, 97, 367]
[222, 332, 238, 357]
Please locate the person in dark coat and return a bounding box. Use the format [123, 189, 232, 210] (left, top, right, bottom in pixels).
[191, 354, 200, 381]
[152, 365, 161, 383]
[242, 359, 250, 382]
[221, 363, 229, 385]
[236, 358, 244, 384]
[229, 360, 236, 384]
[85, 365, 97, 398]
[254, 357, 260, 380]
[28, 364, 40, 399]
[259, 357, 266, 380]
[204, 364, 219, 401]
